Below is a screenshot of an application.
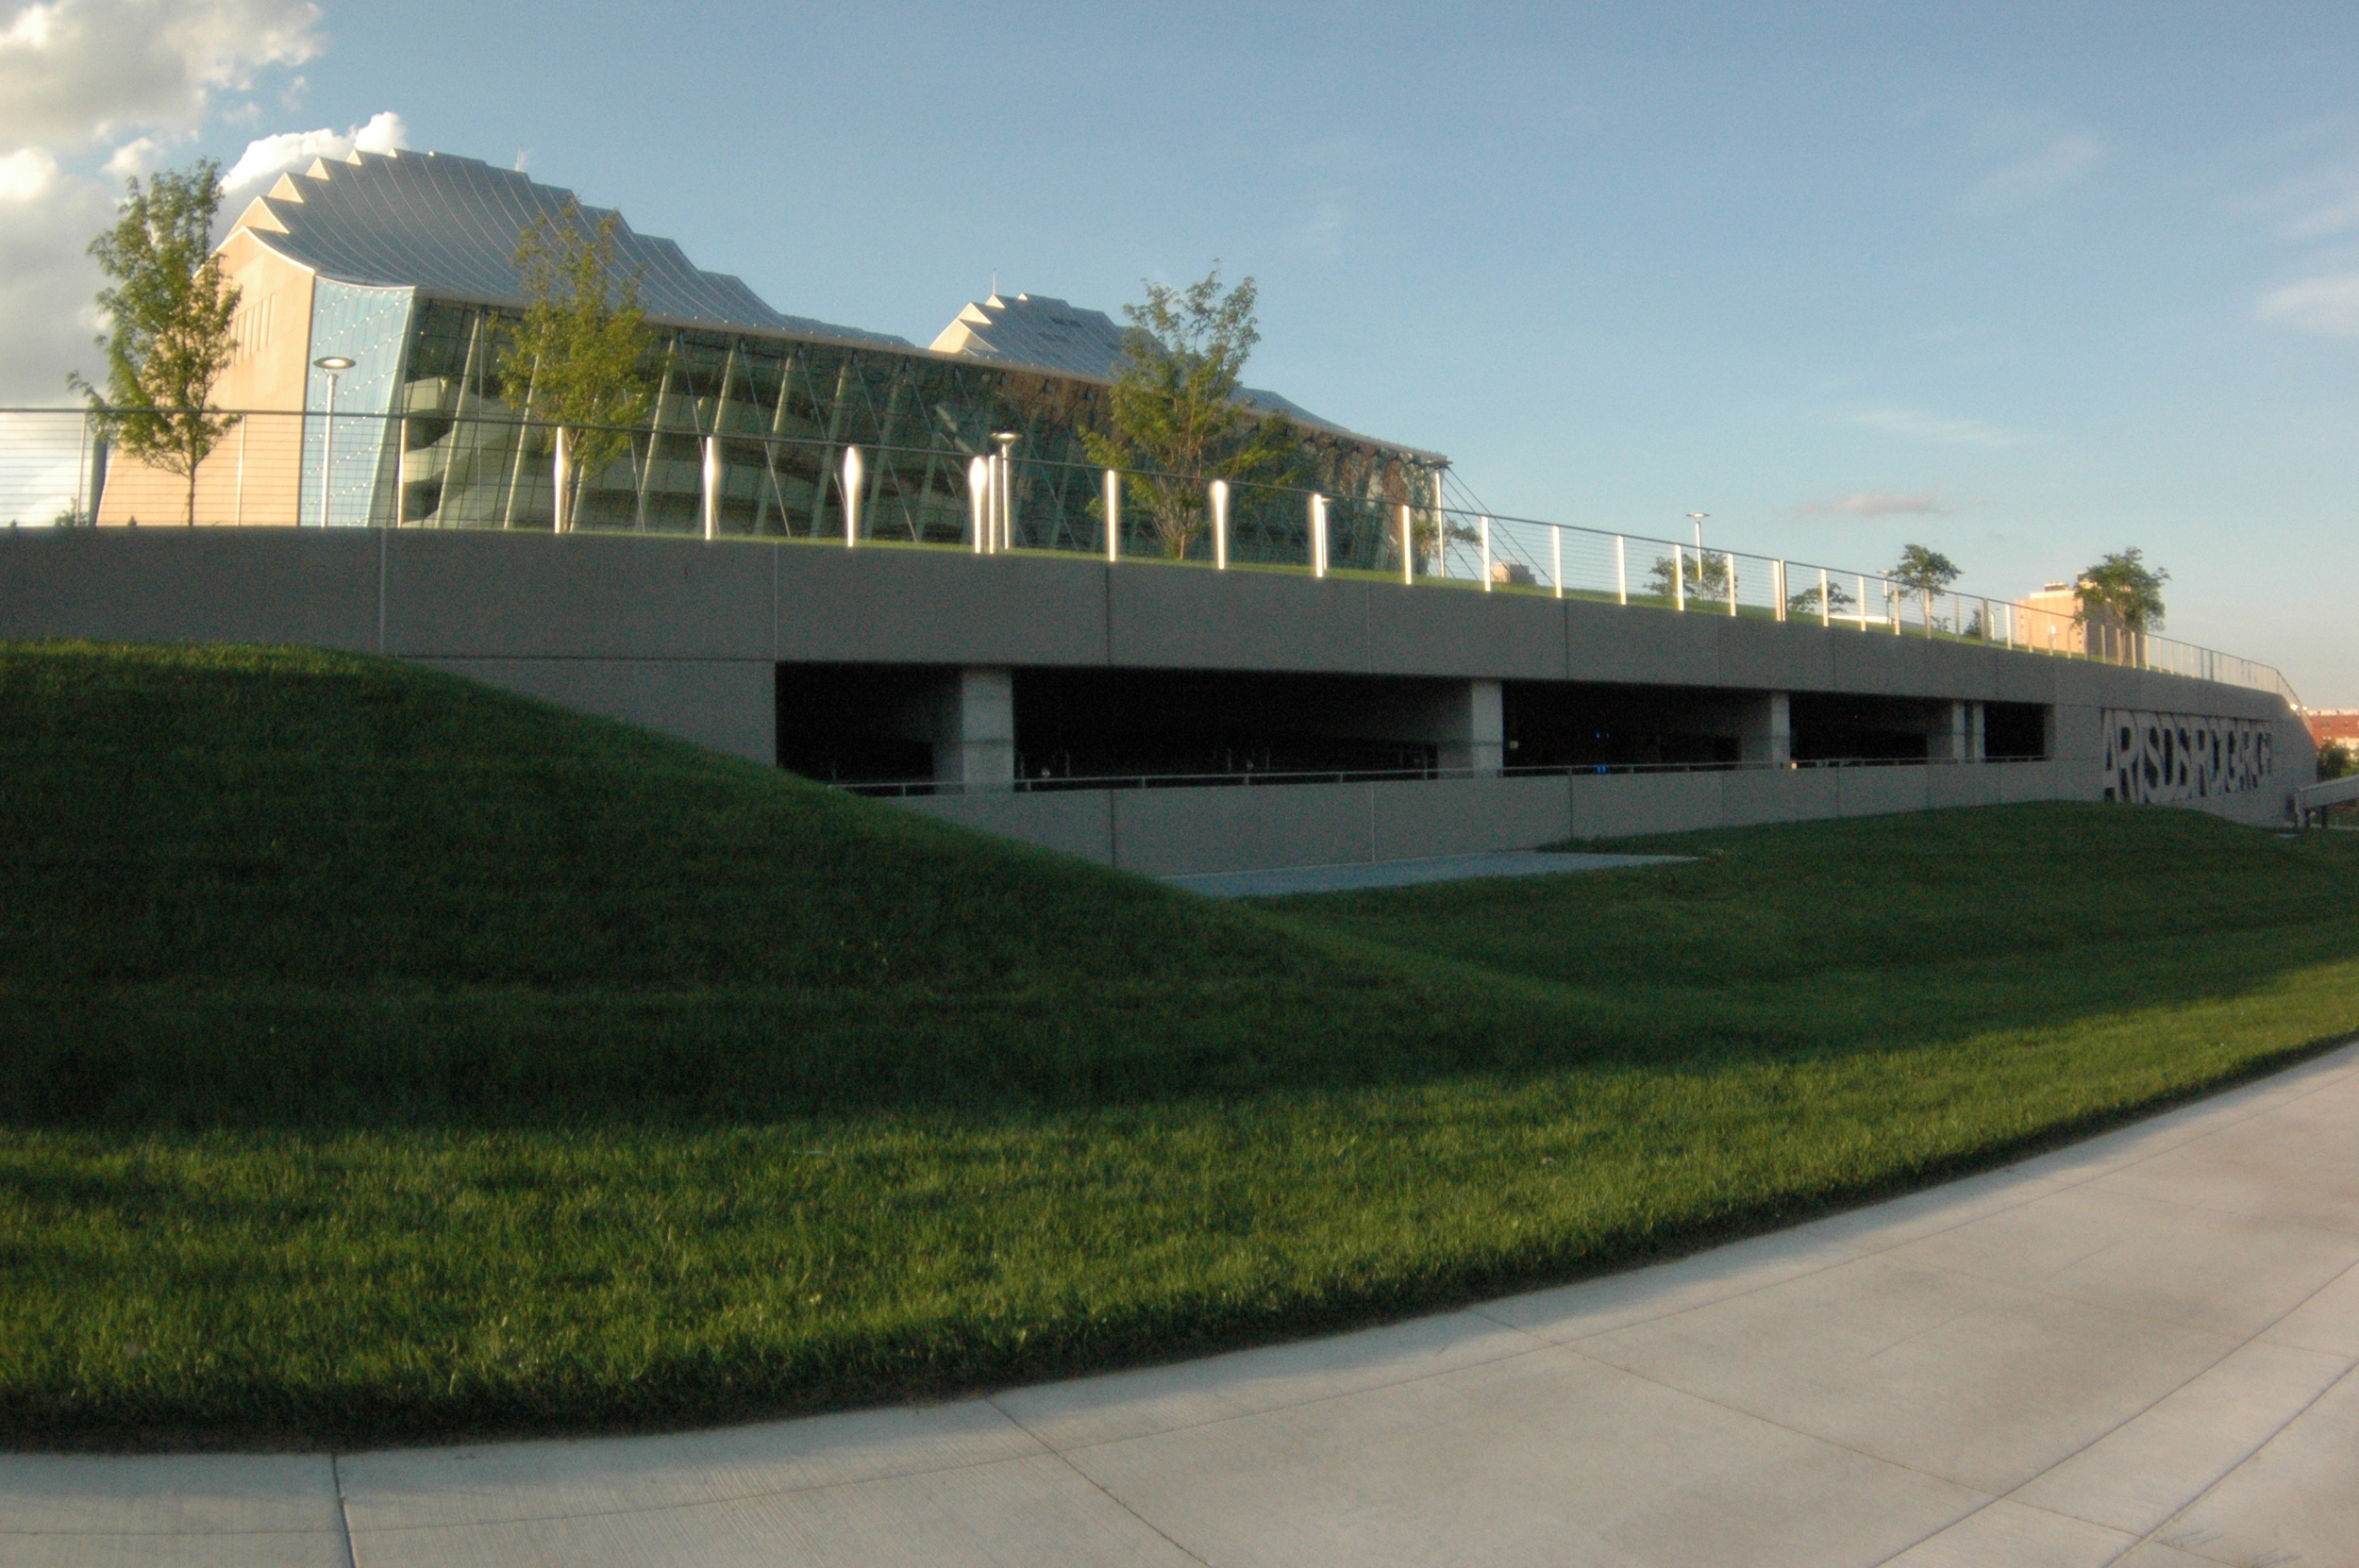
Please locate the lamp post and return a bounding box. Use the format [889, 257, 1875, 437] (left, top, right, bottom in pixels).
[991, 431, 1020, 551]
[312, 356, 354, 526]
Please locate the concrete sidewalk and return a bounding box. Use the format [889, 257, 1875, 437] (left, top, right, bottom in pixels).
[1164, 849, 1689, 898]
[8, 1045, 2356, 1568]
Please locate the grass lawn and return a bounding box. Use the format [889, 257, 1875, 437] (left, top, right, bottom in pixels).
[4, 641, 2356, 1450]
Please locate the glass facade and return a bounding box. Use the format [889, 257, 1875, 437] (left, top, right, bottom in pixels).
[304, 280, 416, 526]
[387, 299, 1445, 567]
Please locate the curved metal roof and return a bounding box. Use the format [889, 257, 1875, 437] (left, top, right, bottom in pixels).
[927, 292, 1378, 442]
[231, 149, 910, 346]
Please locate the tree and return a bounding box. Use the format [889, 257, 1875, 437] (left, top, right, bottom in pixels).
[2318, 740, 2356, 783]
[74, 159, 241, 528]
[1888, 543, 1961, 594]
[1646, 548, 1733, 602]
[2075, 548, 2169, 632]
[1081, 266, 1302, 559]
[1785, 578, 1856, 619]
[509, 201, 654, 531]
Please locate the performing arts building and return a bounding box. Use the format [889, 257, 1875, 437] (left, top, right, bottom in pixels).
[22, 146, 2312, 875]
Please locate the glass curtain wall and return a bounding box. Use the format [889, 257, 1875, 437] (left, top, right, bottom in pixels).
[391, 298, 1442, 556]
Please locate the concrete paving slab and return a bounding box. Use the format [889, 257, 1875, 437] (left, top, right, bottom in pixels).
[0, 1453, 348, 1567]
[993, 1305, 1544, 1451]
[8, 1042, 2355, 1568]
[1879, 1498, 2136, 1568]
[1570, 1250, 2244, 1496]
[335, 1398, 1038, 1529]
[2140, 1363, 2359, 1568]
[1885, 1182, 2359, 1341]
[347, 1451, 1196, 1568]
[1056, 1345, 1983, 1568]
[2011, 1338, 2351, 1536]
[1163, 849, 1687, 898]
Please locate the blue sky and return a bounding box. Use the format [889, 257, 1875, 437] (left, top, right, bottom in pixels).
[8, 1, 2357, 697]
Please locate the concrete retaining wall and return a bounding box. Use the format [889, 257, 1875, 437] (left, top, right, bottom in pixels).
[0, 527, 2310, 866]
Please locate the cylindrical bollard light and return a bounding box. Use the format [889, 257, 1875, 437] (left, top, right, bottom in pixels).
[1104, 469, 1121, 562]
[700, 434, 720, 542]
[842, 446, 862, 546]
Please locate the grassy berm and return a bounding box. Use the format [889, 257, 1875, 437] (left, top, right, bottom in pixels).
[6, 641, 2359, 1450]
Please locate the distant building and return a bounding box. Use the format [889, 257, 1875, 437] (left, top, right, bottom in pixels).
[95, 147, 1443, 544]
[2305, 709, 2359, 747]
[2016, 578, 2148, 663]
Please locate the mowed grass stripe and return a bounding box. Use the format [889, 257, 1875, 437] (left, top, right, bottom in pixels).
[2, 641, 2355, 1448]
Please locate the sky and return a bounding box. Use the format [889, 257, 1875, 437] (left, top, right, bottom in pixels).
[4, 0, 2356, 698]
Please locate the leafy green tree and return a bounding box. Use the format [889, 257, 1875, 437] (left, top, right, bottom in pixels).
[509, 201, 654, 531]
[1082, 266, 1302, 559]
[2075, 548, 2169, 632]
[2317, 740, 2356, 782]
[1646, 548, 1733, 602]
[73, 159, 241, 528]
[1785, 579, 1856, 619]
[1888, 543, 1961, 594]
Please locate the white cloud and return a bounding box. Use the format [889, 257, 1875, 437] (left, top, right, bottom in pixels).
[1851, 408, 2027, 448]
[101, 133, 170, 178]
[1792, 491, 1950, 519]
[1966, 132, 2107, 213]
[0, 144, 115, 401]
[0, 0, 323, 149]
[222, 108, 406, 200]
[2258, 274, 2359, 339]
[0, 0, 341, 404]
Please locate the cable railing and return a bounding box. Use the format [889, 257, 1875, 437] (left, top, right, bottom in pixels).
[840, 751, 2058, 798]
[0, 405, 2299, 706]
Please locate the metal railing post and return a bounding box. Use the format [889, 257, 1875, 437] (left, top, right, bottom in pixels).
[1673, 542, 1685, 611]
[1855, 575, 1867, 629]
[1104, 468, 1121, 562]
[1480, 514, 1492, 592]
[1400, 504, 1414, 585]
[1616, 535, 1627, 605]
[1552, 526, 1564, 599]
[1726, 554, 1738, 617]
[1820, 567, 1832, 627]
[1211, 478, 1229, 570]
[1772, 560, 1785, 622]
[969, 457, 988, 553]
[842, 445, 862, 546]
[1311, 492, 1328, 578]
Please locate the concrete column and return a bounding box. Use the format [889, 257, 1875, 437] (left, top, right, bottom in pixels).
[1737, 692, 1792, 766]
[1428, 678, 1502, 775]
[1932, 700, 1972, 762]
[932, 666, 1014, 791]
[1968, 701, 1986, 762]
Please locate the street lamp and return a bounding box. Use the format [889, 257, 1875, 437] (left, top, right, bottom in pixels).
[312, 356, 355, 526]
[1685, 511, 1709, 550]
[991, 431, 1020, 551]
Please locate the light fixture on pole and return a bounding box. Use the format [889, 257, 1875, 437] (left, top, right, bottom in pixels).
[991, 431, 1020, 551]
[1685, 511, 1708, 550]
[312, 357, 355, 527]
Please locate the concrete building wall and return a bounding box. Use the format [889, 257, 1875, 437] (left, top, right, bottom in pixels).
[95, 233, 314, 529]
[0, 527, 2310, 868]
